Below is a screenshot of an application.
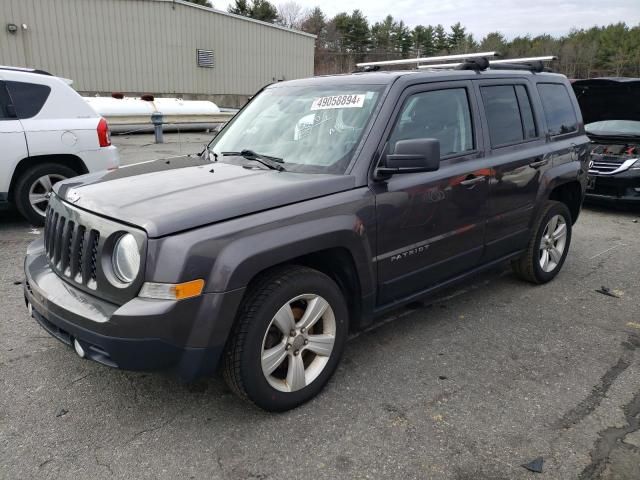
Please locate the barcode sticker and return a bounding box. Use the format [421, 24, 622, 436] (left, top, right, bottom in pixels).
[310, 94, 365, 110]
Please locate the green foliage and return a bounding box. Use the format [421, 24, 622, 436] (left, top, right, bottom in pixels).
[250, 0, 278, 22]
[434, 24, 449, 53]
[297, 6, 640, 77]
[227, 0, 277, 23]
[186, 0, 213, 6]
[413, 25, 436, 56]
[448, 22, 466, 53]
[228, 0, 250, 16]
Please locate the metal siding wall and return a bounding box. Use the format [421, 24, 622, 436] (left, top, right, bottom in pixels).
[0, 0, 315, 96]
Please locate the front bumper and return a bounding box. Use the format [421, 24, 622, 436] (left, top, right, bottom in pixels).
[24, 238, 245, 380]
[585, 169, 640, 205]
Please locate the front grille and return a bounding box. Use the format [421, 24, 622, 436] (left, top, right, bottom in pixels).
[43, 194, 146, 305]
[44, 210, 100, 290]
[590, 160, 624, 174]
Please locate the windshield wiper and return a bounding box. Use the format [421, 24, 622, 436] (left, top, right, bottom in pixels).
[221, 150, 285, 171]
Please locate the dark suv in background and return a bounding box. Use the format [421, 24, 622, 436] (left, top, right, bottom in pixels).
[24, 62, 588, 411]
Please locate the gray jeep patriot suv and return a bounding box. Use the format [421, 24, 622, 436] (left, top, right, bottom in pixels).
[24, 63, 589, 411]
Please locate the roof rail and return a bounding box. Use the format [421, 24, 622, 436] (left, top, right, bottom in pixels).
[0, 65, 52, 76]
[418, 56, 557, 72]
[356, 51, 500, 68]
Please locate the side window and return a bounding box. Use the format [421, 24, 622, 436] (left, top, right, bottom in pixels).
[0, 82, 12, 119]
[537, 83, 578, 136]
[481, 85, 524, 146]
[5, 80, 51, 119]
[515, 85, 537, 139]
[481, 85, 538, 147]
[389, 88, 474, 157]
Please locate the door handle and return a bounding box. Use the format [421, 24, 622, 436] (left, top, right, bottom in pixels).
[460, 175, 486, 187]
[529, 158, 549, 169]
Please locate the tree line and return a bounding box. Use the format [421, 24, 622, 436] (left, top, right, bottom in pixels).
[189, 0, 640, 78]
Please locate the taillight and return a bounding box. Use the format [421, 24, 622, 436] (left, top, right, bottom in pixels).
[97, 118, 111, 147]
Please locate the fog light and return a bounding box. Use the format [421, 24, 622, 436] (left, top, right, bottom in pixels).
[27, 302, 33, 317]
[73, 339, 86, 358]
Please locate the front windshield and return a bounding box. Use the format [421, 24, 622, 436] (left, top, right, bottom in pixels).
[209, 84, 384, 174]
[585, 120, 640, 136]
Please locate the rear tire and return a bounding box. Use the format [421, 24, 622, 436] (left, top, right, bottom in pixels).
[223, 265, 349, 411]
[512, 200, 572, 284]
[14, 163, 76, 226]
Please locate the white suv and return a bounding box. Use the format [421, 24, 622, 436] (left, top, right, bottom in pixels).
[0, 66, 119, 225]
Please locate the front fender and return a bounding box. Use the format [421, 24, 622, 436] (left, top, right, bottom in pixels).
[210, 214, 375, 296]
[145, 188, 377, 299]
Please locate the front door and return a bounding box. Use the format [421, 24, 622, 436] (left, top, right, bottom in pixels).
[371, 82, 489, 306]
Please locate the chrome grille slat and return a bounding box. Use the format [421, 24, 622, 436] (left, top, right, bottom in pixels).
[47, 212, 58, 257]
[61, 221, 74, 275]
[70, 225, 85, 280]
[88, 230, 100, 289]
[589, 158, 638, 176]
[80, 228, 92, 285]
[53, 217, 65, 266]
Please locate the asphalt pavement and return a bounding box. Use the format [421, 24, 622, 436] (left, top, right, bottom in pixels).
[1, 134, 639, 479]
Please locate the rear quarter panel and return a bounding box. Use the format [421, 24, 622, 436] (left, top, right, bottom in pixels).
[531, 77, 589, 224]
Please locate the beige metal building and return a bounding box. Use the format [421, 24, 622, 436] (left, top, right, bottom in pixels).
[0, 0, 315, 106]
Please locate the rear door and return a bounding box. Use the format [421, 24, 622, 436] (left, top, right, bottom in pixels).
[0, 79, 28, 201]
[371, 81, 490, 305]
[5, 80, 54, 158]
[475, 79, 549, 260]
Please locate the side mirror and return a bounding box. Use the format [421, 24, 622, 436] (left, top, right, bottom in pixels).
[377, 138, 440, 176]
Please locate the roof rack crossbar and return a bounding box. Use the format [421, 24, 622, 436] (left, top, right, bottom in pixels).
[356, 51, 500, 68]
[417, 56, 557, 70]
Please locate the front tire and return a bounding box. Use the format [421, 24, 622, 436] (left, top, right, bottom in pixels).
[223, 265, 349, 411]
[512, 200, 572, 284]
[14, 163, 77, 226]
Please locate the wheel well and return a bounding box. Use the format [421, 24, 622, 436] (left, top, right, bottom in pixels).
[248, 248, 363, 332]
[549, 181, 582, 224]
[8, 154, 88, 201]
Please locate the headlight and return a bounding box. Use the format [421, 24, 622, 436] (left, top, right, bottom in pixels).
[632, 159, 640, 170]
[112, 233, 140, 283]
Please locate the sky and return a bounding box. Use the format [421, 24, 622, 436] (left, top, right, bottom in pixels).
[289, 0, 640, 39]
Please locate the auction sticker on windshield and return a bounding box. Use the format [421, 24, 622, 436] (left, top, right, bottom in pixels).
[311, 94, 365, 111]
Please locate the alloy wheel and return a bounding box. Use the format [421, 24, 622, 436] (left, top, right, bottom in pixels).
[539, 214, 567, 273]
[261, 294, 336, 393]
[28, 174, 66, 217]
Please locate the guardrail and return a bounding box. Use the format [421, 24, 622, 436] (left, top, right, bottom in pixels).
[106, 111, 237, 137]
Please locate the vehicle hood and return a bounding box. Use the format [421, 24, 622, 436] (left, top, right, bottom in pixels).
[572, 78, 640, 125]
[54, 155, 356, 237]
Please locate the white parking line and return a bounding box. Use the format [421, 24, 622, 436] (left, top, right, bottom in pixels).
[589, 243, 627, 260]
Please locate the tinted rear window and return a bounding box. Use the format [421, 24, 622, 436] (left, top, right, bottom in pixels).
[537, 83, 577, 136]
[6, 81, 51, 119]
[482, 86, 522, 146]
[0, 82, 13, 119]
[481, 85, 537, 147]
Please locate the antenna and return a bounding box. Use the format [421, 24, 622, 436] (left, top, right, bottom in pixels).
[356, 51, 500, 68]
[417, 56, 557, 70]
